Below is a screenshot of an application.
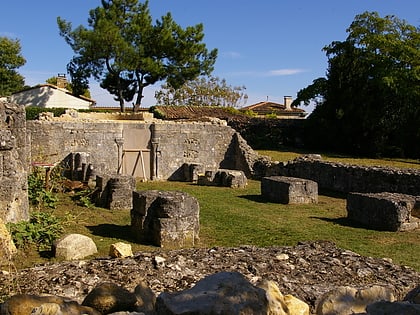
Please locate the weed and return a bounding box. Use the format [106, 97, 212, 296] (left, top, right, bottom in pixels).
[7, 211, 66, 251]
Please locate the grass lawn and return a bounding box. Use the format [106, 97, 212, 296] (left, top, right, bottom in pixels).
[10, 150, 420, 272]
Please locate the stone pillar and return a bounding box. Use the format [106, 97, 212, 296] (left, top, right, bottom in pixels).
[0, 101, 29, 222]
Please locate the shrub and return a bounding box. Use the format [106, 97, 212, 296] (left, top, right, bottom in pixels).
[26, 107, 66, 120]
[7, 211, 65, 251]
[28, 169, 59, 209]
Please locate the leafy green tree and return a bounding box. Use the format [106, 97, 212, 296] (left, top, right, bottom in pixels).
[155, 76, 248, 107]
[0, 37, 26, 96]
[297, 12, 420, 157]
[57, 0, 217, 112]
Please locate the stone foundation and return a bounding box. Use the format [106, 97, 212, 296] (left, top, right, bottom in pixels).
[346, 192, 420, 231]
[131, 190, 200, 248]
[261, 176, 318, 204]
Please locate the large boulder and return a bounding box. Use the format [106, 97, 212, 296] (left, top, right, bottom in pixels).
[0, 294, 100, 315]
[53, 234, 97, 260]
[82, 282, 138, 314]
[155, 271, 268, 314]
[316, 285, 395, 315]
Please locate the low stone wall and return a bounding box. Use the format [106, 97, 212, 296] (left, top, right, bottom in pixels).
[269, 156, 420, 195]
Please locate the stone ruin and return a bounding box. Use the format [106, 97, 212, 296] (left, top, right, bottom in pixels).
[0, 101, 29, 223]
[131, 190, 200, 248]
[197, 168, 247, 188]
[261, 176, 318, 204]
[347, 192, 420, 231]
[93, 174, 136, 210]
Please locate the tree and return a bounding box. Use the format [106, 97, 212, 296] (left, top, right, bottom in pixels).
[57, 0, 217, 112]
[297, 12, 420, 157]
[0, 37, 26, 96]
[155, 76, 248, 107]
[45, 75, 91, 98]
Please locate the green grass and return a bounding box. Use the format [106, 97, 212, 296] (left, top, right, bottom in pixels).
[9, 151, 420, 272]
[134, 180, 420, 271]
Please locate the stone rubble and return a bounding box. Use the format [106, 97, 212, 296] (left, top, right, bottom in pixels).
[0, 241, 419, 314]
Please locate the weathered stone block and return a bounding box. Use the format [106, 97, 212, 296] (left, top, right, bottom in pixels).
[261, 176, 318, 204]
[197, 169, 247, 188]
[94, 174, 135, 210]
[346, 192, 420, 231]
[131, 190, 199, 248]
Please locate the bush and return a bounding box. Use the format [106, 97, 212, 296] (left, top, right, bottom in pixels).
[26, 107, 67, 120]
[7, 211, 65, 251]
[28, 169, 59, 209]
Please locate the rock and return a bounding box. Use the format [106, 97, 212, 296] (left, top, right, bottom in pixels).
[0, 218, 17, 260]
[155, 271, 268, 314]
[261, 176, 318, 204]
[131, 191, 200, 248]
[134, 281, 156, 314]
[366, 300, 420, 315]
[109, 242, 133, 258]
[197, 169, 248, 188]
[53, 234, 97, 260]
[405, 285, 420, 304]
[82, 282, 138, 314]
[0, 294, 100, 315]
[259, 280, 309, 315]
[316, 285, 395, 315]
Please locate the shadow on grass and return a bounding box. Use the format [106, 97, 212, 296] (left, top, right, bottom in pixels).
[87, 224, 137, 243]
[238, 194, 268, 203]
[311, 216, 368, 229]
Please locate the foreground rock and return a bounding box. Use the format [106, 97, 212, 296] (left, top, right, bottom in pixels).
[0, 241, 419, 313]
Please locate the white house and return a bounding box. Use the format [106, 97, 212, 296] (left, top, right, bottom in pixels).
[8, 84, 95, 110]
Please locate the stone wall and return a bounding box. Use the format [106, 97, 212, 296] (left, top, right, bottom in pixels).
[270, 156, 420, 195]
[27, 120, 127, 177]
[150, 121, 239, 180]
[0, 101, 29, 223]
[27, 119, 249, 182]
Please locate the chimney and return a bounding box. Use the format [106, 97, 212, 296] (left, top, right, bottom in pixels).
[56, 73, 67, 89]
[284, 96, 292, 111]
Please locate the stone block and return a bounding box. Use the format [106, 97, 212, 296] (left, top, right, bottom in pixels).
[261, 176, 318, 204]
[94, 174, 135, 210]
[346, 192, 420, 231]
[197, 169, 247, 188]
[131, 190, 199, 248]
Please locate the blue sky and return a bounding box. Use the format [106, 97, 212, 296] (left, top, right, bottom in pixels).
[1, 1, 419, 112]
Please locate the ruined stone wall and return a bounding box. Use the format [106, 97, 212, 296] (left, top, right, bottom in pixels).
[151, 121, 238, 180]
[27, 120, 131, 177]
[273, 158, 420, 195]
[0, 101, 29, 223]
[27, 119, 243, 182]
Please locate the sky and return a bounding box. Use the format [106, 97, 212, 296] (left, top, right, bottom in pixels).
[1, 1, 419, 112]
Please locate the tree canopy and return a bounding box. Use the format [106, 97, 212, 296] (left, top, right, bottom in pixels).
[57, 0, 217, 112]
[155, 76, 248, 108]
[0, 37, 26, 96]
[296, 12, 420, 158]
